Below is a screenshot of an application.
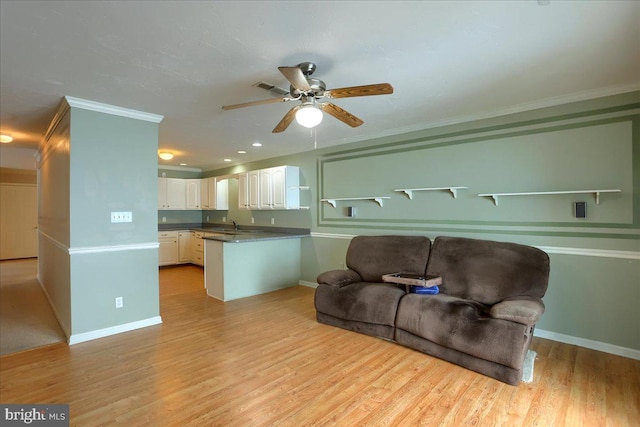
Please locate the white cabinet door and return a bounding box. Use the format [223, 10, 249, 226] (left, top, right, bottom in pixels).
[271, 166, 287, 209]
[166, 178, 186, 209]
[248, 170, 260, 210]
[200, 178, 210, 209]
[185, 179, 201, 209]
[238, 173, 249, 209]
[158, 178, 168, 209]
[158, 231, 178, 266]
[178, 231, 191, 263]
[259, 168, 273, 209]
[214, 178, 229, 210]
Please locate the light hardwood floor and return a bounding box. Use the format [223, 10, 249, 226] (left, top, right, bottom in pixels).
[1, 264, 638, 426]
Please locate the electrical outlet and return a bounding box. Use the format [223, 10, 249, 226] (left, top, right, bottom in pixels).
[222, 217, 226, 222]
[115, 297, 123, 308]
[271, 218, 275, 225]
[111, 211, 132, 223]
[251, 217, 254, 224]
[206, 216, 210, 222]
[162, 217, 166, 223]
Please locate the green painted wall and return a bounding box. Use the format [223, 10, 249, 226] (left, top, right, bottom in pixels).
[66, 107, 161, 335]
[71, 109, 159, 246]
[38, 99, 161, 339]
[203, 91, 640, 352]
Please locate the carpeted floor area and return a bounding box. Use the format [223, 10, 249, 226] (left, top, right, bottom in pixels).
[0, 259, 67, 356]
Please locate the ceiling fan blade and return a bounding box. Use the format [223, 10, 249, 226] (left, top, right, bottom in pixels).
[278, 66, 311, 91]
[272, 105, 301, 133]
[222, 97, 290, 110]
[320, 103, 364, 128]
[325, 83, 393, 99]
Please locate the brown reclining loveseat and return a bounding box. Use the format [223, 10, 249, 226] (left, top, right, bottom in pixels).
[314, 235, 550, 385]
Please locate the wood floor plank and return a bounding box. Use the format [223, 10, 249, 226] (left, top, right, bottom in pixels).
[1, 264, 639, 426]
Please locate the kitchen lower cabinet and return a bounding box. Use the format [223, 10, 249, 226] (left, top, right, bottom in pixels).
[158, 231, 178, 266]
[178, 231, 191, 263]
[191, 231, 204, 266]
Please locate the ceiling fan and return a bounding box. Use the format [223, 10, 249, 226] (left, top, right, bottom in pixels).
[221, 62, 393, 133]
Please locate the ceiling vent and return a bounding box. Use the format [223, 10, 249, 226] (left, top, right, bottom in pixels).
[253, 81, 289, 96]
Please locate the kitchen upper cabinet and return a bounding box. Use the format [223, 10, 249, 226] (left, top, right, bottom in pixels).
[158, 178, 186, 210]
[185, 179, 201, 209]
[206, 177, 229, 210]
[258, 166, 300, 210]
[238, 173, 249, 209]
[200, 178, 210, 209]
[239, 166, 300, 210]
[259, 169, 273, 209]
[248, 170, 260, 210]
[156, 175, 233, 211]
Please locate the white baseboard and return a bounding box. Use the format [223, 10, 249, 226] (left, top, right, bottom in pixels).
[534, 329, 639, 360]
[68, 316, 163, 345]
[298, 280, 318, 289]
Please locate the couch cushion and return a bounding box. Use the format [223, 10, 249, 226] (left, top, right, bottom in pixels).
[346, 235, 432, 282]
[314, 282, 406, 327]
[425, 236, 550, 305]
[395, 293, 531, 369]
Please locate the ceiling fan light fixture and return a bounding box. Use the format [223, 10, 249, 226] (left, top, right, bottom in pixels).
[158, 151, 174, 160]
[295, 104, 323, 128]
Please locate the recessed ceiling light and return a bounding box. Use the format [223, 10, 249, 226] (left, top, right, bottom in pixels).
[0, 134, 13, 143]
[237, 150, 247, 154]
[252, 142, 262, 147]
[158, 151, 174, 160]
[223, 158, 232, 162]
[179, 163, 187, 166]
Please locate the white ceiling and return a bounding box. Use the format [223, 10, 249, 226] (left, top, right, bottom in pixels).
[1, 1, 638, 171]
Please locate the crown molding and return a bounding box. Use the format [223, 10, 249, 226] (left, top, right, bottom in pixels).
[158, 165, 202, 172]
[64, 96, 164, 123]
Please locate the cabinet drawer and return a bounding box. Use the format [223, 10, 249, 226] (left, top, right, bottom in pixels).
[195, 240, 204, 250]
[193, 252, 204, 265]
[158, 231, 178, 238]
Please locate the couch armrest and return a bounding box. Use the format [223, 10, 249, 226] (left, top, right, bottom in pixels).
[490, 296, 545, 326]
[317, 269, 362, 288]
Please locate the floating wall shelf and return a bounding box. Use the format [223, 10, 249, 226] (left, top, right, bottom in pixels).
[395, 186, 468, 200]
[477, 189, 621, 206]
[321, 196, 391, 207]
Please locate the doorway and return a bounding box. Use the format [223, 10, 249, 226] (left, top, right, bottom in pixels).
[0, 183, 38, 260]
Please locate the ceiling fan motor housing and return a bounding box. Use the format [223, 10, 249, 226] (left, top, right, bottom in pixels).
[290, 77, 326, 98]
[297, 62, 316, 76]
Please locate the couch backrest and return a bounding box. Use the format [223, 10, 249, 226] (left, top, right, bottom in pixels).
[346, 235, 432, 282]
[426, 236, 550, 305]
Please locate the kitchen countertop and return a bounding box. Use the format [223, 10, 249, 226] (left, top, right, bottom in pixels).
[158, 223, 310, 243]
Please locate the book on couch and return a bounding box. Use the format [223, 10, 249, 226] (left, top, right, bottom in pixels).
[381, 273, 442, 288]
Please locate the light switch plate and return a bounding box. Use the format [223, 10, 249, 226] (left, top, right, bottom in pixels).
[111, 211, 133, 223]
